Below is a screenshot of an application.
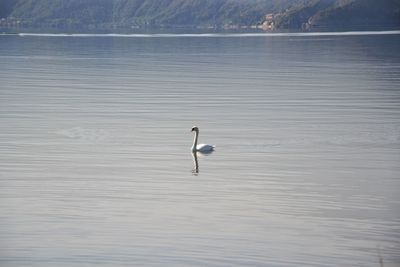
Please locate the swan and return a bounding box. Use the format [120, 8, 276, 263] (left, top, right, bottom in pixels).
[191, 126, 215, 153]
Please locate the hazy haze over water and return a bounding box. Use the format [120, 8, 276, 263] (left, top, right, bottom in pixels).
[0, 32, 400, 266]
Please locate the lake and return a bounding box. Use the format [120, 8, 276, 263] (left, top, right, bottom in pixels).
[0, 31, 399, 267]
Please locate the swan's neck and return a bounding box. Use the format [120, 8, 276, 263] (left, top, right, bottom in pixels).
[191, 130, 199, 152]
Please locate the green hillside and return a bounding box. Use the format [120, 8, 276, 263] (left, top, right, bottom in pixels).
[308, 0, 400, 30]
[0, 0, 399, 31]
[0, 0, 293, 29]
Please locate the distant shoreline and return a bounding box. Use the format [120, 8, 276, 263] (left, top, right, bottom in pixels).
[2, 30, 400, 38]
[2, 0, 399, 36]
[2, 24, 400, 36]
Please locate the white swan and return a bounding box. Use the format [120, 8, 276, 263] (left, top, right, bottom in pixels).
[191, 126, 215, 153]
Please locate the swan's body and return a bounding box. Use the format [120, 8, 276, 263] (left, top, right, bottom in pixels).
[191, 126, 215, 153]
[195, 143, 215, 153]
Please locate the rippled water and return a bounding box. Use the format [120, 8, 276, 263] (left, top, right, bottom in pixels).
[1, 32, 399, 267]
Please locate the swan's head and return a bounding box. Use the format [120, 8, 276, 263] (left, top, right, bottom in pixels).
[191, 126, 199, 132]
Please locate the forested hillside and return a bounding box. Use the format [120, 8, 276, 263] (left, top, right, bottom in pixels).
[0, 0, 297, 29]
[0, 0, 399, 31]
[307, 0, 400, 30]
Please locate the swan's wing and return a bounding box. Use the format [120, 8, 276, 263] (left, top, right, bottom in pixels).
[196, 144, 215, 152]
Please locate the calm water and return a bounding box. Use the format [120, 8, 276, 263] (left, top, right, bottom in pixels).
[0, 32, 399, 267]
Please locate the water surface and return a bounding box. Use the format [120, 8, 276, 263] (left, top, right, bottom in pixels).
[1, 32, 400, 267]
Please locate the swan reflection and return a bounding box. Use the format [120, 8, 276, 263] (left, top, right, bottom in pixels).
[191, 150, 214, 175]
[192, 152, 199, 174]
